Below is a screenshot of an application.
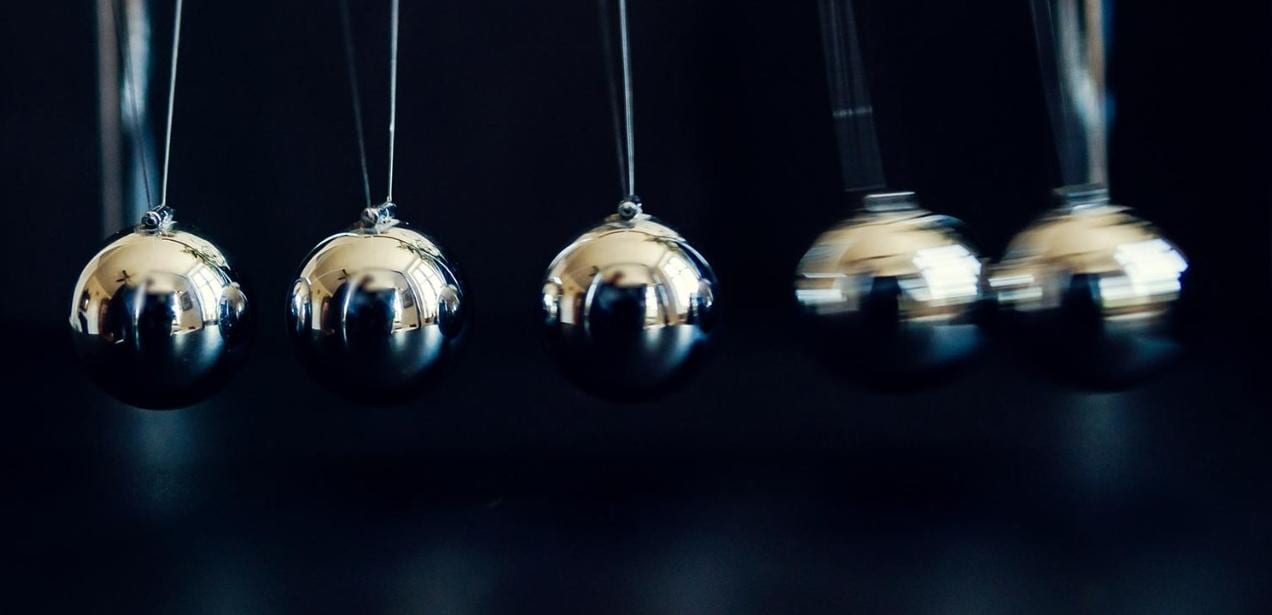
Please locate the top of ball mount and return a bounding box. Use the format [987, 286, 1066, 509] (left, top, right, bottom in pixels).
[360, 201, 399, 230]
[616, 195, 643, 220]
[860, 191, 918, 212]
[1053, 184, 1111, 209]
[138, 206, 176, 232]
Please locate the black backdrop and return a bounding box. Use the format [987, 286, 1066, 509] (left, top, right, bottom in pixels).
[2, 1, 1270, 612]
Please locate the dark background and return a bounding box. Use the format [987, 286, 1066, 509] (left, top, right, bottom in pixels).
[3, 0, 1270, 612]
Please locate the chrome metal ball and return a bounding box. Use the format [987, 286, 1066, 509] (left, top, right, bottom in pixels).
[989, 191, 1188, 387]
[287, 218, 466, 403]
[541, 213, 718, 401]
[794, 192, 985, 384]
[69, 224, 253, 409]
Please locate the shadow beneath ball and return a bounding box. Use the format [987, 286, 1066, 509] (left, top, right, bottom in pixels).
[545, 323, 713, 403]
[290, 283, 468, 406]
[797, 276, 986, 392]
[291, 328, 467, 406]
[989, 273, 1184, 391]
[543, 281, 714, 403]
[71, 286, 253, 410]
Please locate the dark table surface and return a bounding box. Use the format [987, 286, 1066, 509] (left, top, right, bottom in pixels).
[3, 0, 1270, 612]
[6, 312, 1270, 613]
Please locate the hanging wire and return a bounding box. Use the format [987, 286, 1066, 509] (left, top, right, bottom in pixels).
[1029, 0, 1108, 189]
[816, 0, 886, 192]
[342, 0, 402, 225]
[600, 0, 641, 217]
[386, 0, 400, 204]
[617, 0, 637, 200]
[112, 0, 155, 211]
[157, 0, 183, 210]
[338, 0, 373, 208]
[598, 0, 627, 198]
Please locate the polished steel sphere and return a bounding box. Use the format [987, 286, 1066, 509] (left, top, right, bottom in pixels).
[794, 192, 985, 384]
[989, 190, 1188, 387]
[69, 223, 253, 409]
[287, 218, 466, 403]
[541, 213, 718, 401]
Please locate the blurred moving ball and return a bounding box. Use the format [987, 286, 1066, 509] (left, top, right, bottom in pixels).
[69, 221, 253, 409]
[287, 208, 466, 403]
[988, 187, 1188, 387]
[794, 192, 986, 385]
[541, 209, 717, 401]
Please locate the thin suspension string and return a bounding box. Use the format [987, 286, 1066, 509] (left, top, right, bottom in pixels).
[1030, 0, 1108, 188]
[817, 0, 886, 192]
[598, 0, 627, 196]
[112, 0, 155, 210]
[157, 0, 183, 209]
[1082, 0, 1107, 186]
[386, 0, 400, 204]
[617, 0, 637, 198]
[338, 0, 373, 207]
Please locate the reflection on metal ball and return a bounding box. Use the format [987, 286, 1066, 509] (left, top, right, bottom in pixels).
[287, 217, 466, 403]
[541, 213, 718, 401]
[794, 192, 986, 385]
[989, 187, 1188, 387]
[69, 224, 253, 409]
